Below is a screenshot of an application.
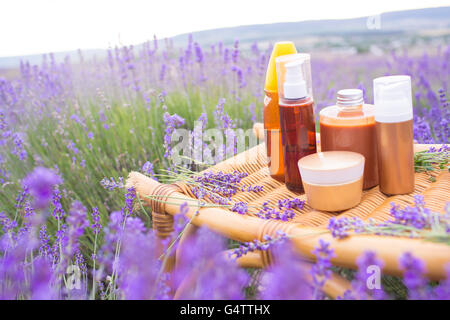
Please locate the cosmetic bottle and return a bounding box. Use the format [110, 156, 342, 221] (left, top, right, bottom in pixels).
[276, 53, 317, 192]
[373, 75, 415, 195]
[264, 42, 297, 182]
[298, 151, 365, 211]
[319, 89, 378, 189]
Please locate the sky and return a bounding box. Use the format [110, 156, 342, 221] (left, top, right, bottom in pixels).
[0, 0, 449, 57]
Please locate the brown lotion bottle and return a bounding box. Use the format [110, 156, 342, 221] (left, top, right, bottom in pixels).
[319, 89, 378, 189]
[373, 75, 414, 195]
[263, 42, 298, 182]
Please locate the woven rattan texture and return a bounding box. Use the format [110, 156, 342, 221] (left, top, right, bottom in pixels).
[174, 144, 449, 228]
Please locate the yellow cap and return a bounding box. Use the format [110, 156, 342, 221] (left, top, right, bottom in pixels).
[264, 41, 297, 92]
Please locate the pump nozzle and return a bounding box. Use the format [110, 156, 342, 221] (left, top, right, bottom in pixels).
[275, 53, 312, 101]
[283, 61, 307, 99]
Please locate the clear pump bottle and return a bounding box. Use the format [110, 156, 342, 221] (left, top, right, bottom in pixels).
[373, 75, 415, 195]
[275, 54, 317, 192]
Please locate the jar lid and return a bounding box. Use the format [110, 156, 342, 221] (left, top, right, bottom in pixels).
[298, 151, 365, 185]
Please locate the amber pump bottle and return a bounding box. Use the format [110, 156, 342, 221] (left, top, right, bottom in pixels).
[263, 42, 297, 182]
[373, 75, 415, 195]
[319, 89, 378, 189]
[276, 54, 317, 192]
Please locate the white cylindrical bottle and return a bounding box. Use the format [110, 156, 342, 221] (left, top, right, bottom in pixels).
[373, 75, 414, 195]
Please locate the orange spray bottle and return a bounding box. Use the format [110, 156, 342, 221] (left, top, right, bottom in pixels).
[264, 42, 297, 182]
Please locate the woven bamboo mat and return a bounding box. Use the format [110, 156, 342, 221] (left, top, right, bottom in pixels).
[127, 126, 449, 288]
[175, 142, 449, 228]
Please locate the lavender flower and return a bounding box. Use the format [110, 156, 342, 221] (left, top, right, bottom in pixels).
[91, 207, 102, 234]
[327, 217, 353, 238]
[51, 188, 65, 221]
[174, 227, 249, 299]
[433, 265, 450, 300]
[231, 201, 248, 215]
[100, 177, 124, 191]
[351, 251, 387, 300]
[399, 252, 430, 300]
[23, 167, 63, 209]
[118, 231, 169, 299]
[310, 239, 336, 299]
[389, 195, 434, 229]
[29, 257, 57, 300]
[14, 186, 29, 209]
[66, 200, 89, 256]
[142, 161, 155, 177]
[39, 225, 51, 258]
[192, 170, 248, 202]
[259, 241, 312, 300]
[163, 112, 185, 158]
[123, 187, 136, 216]
[229, 231, 287, 259]
[255, 201, 296, 221]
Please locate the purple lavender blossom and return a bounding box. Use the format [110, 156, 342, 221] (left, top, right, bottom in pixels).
[52, 188, 65, 221]
[118, 231, 167, 299]
[142, 161, 155, 177]
[310, 239, 336, 299]
[163, 112, 185, 158]
[255, 200, 296, 221]
[389, 196, 434, 229]
[433, 265, 450, 300]
[23, 167, 63, 209]
[231, 201, 248, 215]
[192, 170, 248, 202]
[91, 207, 102, 234]
[66, 200, 89, 255]
[230, 231, 287, 259]
[351, 251, 387, 300]
[259, 241, 312, 300]
[29, 257, 57, 300]
[14, 186, 29, 209]
[399, 252, 430, 300]
[327, 217, 352, 238]
[123, 187, 136, 216]
[175, 227, 249, 299]
[100, 177, 124, 191]
[39, 225, 51, 258]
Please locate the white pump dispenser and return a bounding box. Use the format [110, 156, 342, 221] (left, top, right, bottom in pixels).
[283, 61, 307, 99]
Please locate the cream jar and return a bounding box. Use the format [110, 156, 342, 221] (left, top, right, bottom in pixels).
[298, 151, 365, 211]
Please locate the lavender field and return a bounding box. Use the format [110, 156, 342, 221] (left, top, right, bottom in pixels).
[0, 36, 449, 299]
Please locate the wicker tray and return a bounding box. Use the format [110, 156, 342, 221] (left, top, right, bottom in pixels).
[127, 123, 450, 298]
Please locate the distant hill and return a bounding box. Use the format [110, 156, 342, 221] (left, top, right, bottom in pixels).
[170, 6, 450, 46]
[1, 6, 449, 69]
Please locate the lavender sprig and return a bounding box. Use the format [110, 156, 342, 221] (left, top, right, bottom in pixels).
[229, 231, 288, 259]
[414, 145, 449, 181]
[310, 239, 336, 299]
[327, 196, 450, 245]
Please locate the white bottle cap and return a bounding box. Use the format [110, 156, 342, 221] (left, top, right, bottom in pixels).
[337, 89, 364, 107]
[283, 61, 307, 99]
[373, 75, 413, 123]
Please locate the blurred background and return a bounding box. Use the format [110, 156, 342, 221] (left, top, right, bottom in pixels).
[1, 0, 449, 67]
